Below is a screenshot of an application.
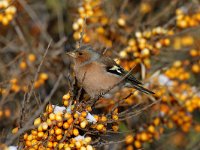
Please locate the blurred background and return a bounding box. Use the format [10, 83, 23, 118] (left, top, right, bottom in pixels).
[0, 0, 200, 149]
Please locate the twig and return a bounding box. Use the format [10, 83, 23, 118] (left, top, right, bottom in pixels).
[78, 17, 87, 48]
[6, 74, 63, 145]
[26, 40, 52, 103]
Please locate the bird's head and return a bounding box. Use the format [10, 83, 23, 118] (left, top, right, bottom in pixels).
[66, 45, 99, 66]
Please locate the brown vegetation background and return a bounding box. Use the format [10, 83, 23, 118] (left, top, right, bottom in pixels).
[0, 0, 200, 150]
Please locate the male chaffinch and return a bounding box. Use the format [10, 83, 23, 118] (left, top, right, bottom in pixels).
[67, 45, 154, 98]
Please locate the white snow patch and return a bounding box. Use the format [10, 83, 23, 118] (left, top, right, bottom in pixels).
[53, 105, 66, 114]
[8, 146, 17, 150]
[74, 135, 85, 141]
[158, 75, 173, 86]
[86, 113, 97, 124]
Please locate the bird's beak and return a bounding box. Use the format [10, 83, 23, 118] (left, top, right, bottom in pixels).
[66, 51, 77, 58]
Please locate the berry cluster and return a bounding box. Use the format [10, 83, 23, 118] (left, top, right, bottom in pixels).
[0, 0, 16, 25]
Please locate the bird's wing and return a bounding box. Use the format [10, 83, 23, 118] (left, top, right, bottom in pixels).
[98, 56, 142, 85]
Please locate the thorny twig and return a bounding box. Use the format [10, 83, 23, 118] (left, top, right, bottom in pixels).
[6, 74, 63, 145]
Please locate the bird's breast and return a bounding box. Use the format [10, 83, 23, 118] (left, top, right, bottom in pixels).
[74, 62, 121, 97]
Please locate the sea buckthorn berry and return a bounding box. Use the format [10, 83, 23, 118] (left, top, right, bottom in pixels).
[126, 145, 134, 150]
[112, 125, 119, 132]
[148, 125, 155, 133]
[67, 117, 74, 125]
[63, 93, 71, 100]
[134, 140, 142, 149]
[56, 134, 63, 141]
[58, 143, 64, 149]
[81, 111, 87, 117]
[39, 73, 48, 80]
[140, 132, 149, 141]
[37, 131, 44, 138]
[41, 122, 48, 130]
[80, 120, 88, 128]
[63, 122, 70, 129]
[125, 135, 134, 144]
[34, 117, 42, 126]
[74, 112, 79, 119]
[117, 18, 126, 27]
[73, 128, 79, 136]
[86, 145, 93, 150]
[28, 54, 36, 62]
[101, 116, 107, 122]
[112, 114, 118, 120]
[75, 141, 82, 148]
[64, 113, 72, 119]
[55, 114, 63, 122]
[12, 127, 18, 134]
[55, 128, 62, 135]
[86, 105, 92, 112]
[84, 137, 92, 143]
[20, 61, 27, 70]
[63, 100, 69, 107]
[96, 124, 104, 131]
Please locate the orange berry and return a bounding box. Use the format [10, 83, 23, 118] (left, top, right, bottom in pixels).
[41, 122, 48, 130]
[80, 120, 88, 128]
[101, 116, 107, 122]
[192, 64, 199, 73]
[86, 145, 93, 150]
[10, 78, 18, 84]
[190, 49, 198, 57]
[62, 96, 69, 103]
[37, 131, 44, 138]
[140, 132, 148, 141]
[86, 106, 92, 112]
[49, 129, 54, 135]
[12, 127, 18, 134]
[28, 54, 36, 62]
[24, 133, 28, 140]
[46, 104, 53, 113]
[63, 122, 70, 129]
[27, 135, 33, 141]
[96, 124, 104, 131]
[63, 93, 70, 100]
[125, 135, 134, 144]
[64, 113, 72, 119]
[4, 108, 11, 117]
[148, 125, 155, 133]
[75, 141, 82, 148]
[25, 140, 32, 147]
[84, 136, 92, 143]
[126, 145, 134, 150]
[55, 114, 63, 122]
[39, 73, 48, 80]
[73, 128, 79, 136]
[55, 128, 62, 135]
[19, 61, 27, 70]
[81, 111, 87, 117]
[112, 125, 119, 132]
[117, 18, 126, 27]
[34, 117, 41, 126]
[134, 140, 142, 148]
[67, 117, 74, 125]
[112, 115, 118, 120]
[56, 134, 63, 141]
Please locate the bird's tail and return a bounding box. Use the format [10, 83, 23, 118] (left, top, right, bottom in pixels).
[132, 84, 155, 95]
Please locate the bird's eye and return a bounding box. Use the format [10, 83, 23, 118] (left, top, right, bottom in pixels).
[78, 52, 83, 55]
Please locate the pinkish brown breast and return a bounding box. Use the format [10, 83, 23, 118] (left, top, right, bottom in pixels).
[74, 62, 121, 98]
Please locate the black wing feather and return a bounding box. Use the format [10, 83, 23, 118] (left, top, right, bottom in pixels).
[99, 56, 154, 94]
[106, 65, 142, 85]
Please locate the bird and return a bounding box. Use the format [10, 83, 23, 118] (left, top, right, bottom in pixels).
[66, 45, 154, 99]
